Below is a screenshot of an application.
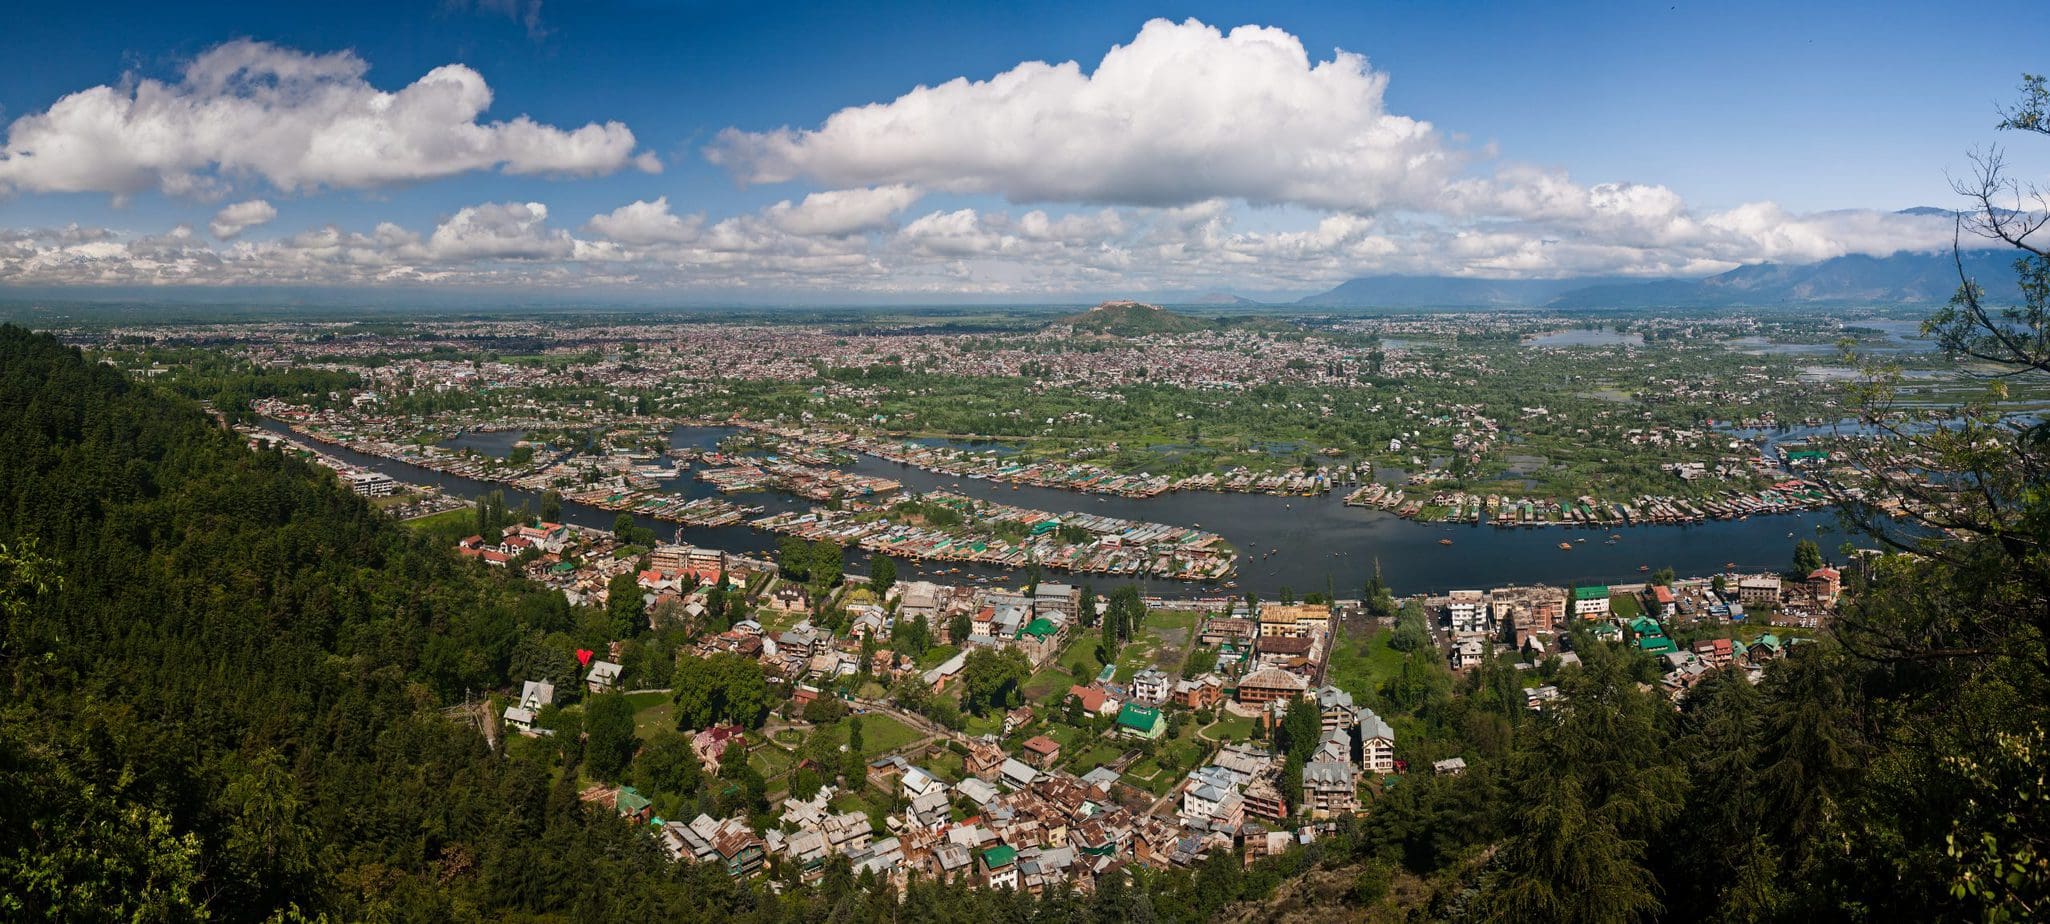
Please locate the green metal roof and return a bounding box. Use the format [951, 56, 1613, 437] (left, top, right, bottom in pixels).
[982, 845, 1018, 868]
[1022, 618, 1057, 639]
[1574, 585, 1610, 600]
[1116, 703, 1160, 731]
[615, 786, 652, 813]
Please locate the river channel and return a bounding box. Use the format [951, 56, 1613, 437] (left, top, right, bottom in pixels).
[263, 420, 1857, 596]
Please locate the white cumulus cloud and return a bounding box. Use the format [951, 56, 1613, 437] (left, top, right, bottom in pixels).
[0, 39, 655, 198]
[209, 199, 278, 239]
[707, 18, 1458, 212]
[585, 197, 704, 245]
[425, 202, 573, 261]
[764, 185, 923, 236]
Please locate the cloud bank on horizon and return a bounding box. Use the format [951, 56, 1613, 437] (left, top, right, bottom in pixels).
[0, 19, 1989, 297]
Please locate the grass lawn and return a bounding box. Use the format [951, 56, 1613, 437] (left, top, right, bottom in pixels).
[401, 507, 471, 532]
[1059, 638, 1108, 681]
[1038, 722, 1088, 752]
[1124, 758, 1179, 795]
[1326, 626, 1404, 702]
[1148, 609, 1202, 633]
[749, 745, 794, 777]
[1062, 741, 1125, 775]
[915, 645, 959, 670]
[1201, 713, 1257, 743]
[816, 713, 924, 757]
[757, 607, 810, 634]
[925, 750, 966, 782]
[1609, 593, 1644, 619]
[627, 690, 674, 740]
[370, 491, 420, 509]
[1023, 664, 1077, 704]
[960, 710, 1003, 738]
[830, 789, 873, 815]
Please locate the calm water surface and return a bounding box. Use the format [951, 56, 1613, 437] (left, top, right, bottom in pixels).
[267, 420, 1854, 596]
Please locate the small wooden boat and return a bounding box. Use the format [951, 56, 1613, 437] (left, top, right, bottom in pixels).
[1439, 538, 1454, 546]
[1558, 542, 1573, 551]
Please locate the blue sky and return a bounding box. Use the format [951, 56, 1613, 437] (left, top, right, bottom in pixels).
[0, 0, 2043, 300]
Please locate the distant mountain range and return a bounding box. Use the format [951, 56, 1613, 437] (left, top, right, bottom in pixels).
[1296, 276, 1637, 309]
[1298, 247, 2023, 310]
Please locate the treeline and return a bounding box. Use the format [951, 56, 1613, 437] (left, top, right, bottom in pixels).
[1262, 571, 2046, 922]
[125, 347, 361, 422]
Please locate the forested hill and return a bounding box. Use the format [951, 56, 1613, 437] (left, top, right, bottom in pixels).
[0, 326, 1333, 921]
[0, 326, 716, 920]
[1056, 301, 1216, 335]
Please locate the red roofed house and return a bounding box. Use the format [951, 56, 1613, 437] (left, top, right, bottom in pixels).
[1022, 735, 1062, 769]
[1067, 684, 1118, 718]
[692, 724, 747, 774]
[1808, 568, 1841, 606]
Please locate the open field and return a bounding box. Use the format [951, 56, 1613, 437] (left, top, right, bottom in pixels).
[1326, 626, 1405, 703]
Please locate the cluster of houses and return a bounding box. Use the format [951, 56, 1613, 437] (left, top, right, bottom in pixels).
[603, 736, 1311, 895]
[1433, 569, 1842, 703]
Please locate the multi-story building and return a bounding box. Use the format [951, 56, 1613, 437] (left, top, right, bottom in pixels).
[1358, 707, 1396, 774]
[1302, 761, 1357, 818]
[1235, 667, 1309, 705]
[1446, 590, 1488, 635]
[1130, 668, 1171, 705]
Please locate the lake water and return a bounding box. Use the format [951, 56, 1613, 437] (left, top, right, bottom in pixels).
[269, 419, 1859, 596]
[1727, 336, 1836, 355]
[1527, 329, 1644, 347]
[441, 429, 528, 458]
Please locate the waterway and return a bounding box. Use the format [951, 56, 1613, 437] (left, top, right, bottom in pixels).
[265, 419, 1859, 596]
[441, 429, 528, 458]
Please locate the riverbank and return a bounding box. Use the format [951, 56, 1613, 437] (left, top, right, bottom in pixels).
[258, 413, 1239, 582]
[255, 416, 1855, 596]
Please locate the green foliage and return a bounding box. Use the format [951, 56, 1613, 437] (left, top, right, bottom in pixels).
[868, 554, 897, 596]
[583, 693, 638, 782]
[1793, 539, 1824, 575]
[630, 731, 704, 802]
[0, 327, 724, 919]
[1388, 597, 1430, 653]
[1276, 696, 1321, 764]
[1482, 646, 1681, 922]
[777, 536, 844, 589]
[961, 647, 1031, 716]
[607, 570, 647, 637]
[610, 511, 654, 546]
[669, 652, 772, 730]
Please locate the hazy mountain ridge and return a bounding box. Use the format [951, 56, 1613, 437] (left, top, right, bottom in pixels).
[1301, 248, 2023, 309]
